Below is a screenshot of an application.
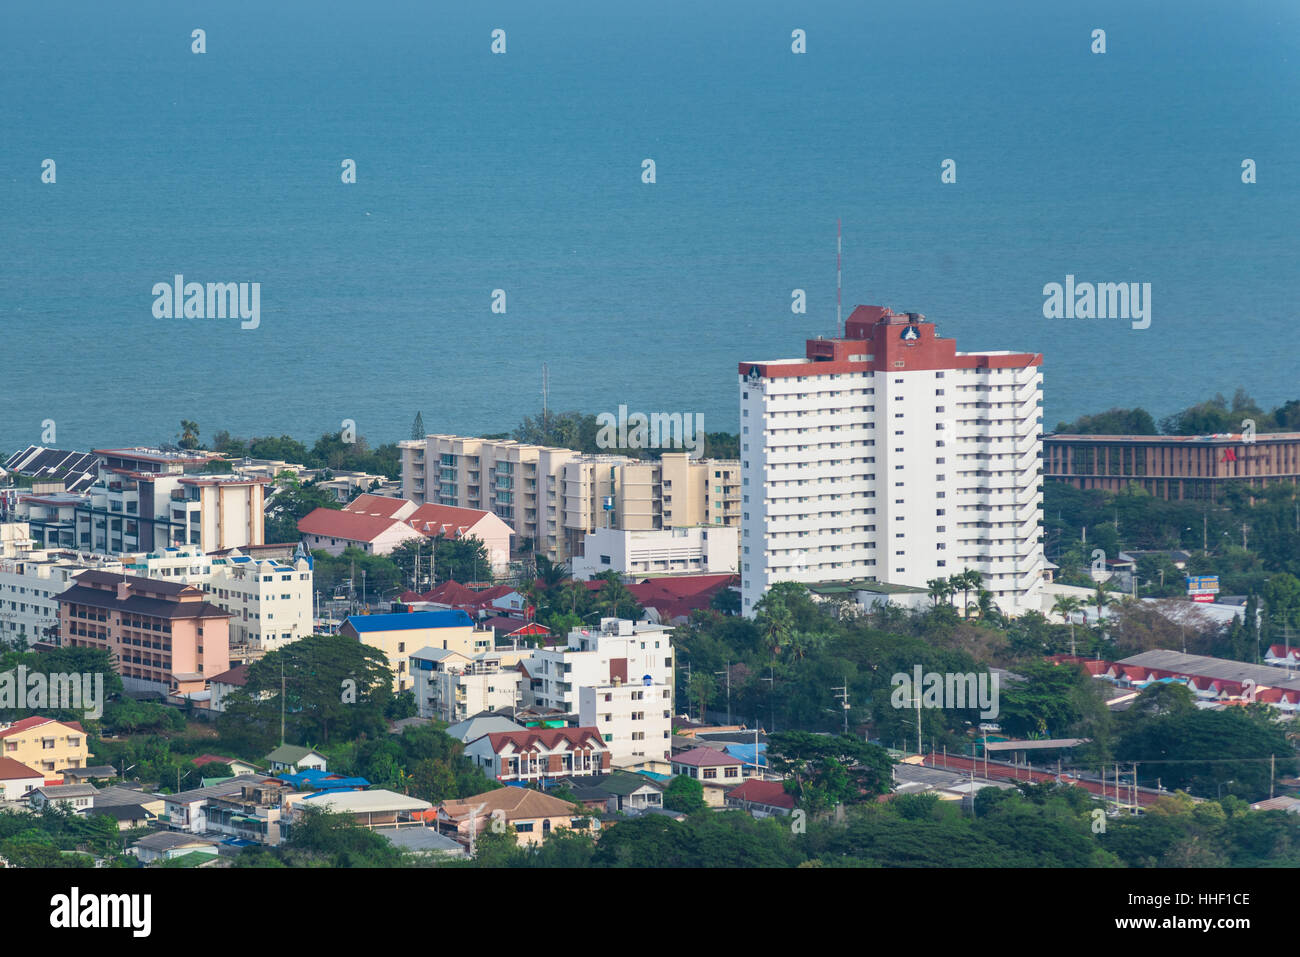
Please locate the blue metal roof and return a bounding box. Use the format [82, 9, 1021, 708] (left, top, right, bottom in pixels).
[344, 610, 474, 633]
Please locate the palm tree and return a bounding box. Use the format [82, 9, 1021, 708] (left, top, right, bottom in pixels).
[755, 595, 794, 660]
[951, 569, 982, 620]
[926, 577, 953, 609]
[1052, 595, 1084, 655]
[1093, 581, 1112, 623]
[179, 419, 200, 450]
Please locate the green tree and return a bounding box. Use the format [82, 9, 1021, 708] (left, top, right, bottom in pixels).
[766, 731, 893, 812]
[663, 775, 707, 813]
[178, 420, 200, 450]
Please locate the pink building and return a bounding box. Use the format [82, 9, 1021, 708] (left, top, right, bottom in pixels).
[57, 570, 231, 695]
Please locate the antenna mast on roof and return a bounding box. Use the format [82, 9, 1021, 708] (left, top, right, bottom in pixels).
[837, 218, 843, 337]
[541, 363, 550, 435]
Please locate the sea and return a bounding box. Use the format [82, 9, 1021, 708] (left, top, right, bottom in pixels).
[1, 0, 1297, 454]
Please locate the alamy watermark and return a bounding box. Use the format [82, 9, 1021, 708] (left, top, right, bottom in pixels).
[152, 275, 260, 329]
[890, 665, 1000, 720]
[1042, 275, 1150, 330]
[0, 667, 105, 719]
[596, 405, 704, 456]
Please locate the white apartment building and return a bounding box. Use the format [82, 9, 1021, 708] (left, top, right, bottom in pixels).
[410, 647, 522, 722]
[738, 305, 1045, 617]
[572, 525, 739, 579]
[578, 679, 673, 765]
[0, 548, 123, 647]
[523, 617, 675, 714]
[205, 554, 314, 652]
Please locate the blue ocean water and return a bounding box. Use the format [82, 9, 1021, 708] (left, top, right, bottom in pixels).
[1, 0, 1297, 454]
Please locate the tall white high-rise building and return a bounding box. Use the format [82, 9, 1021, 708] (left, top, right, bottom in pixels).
[738, 305, 1045, 617]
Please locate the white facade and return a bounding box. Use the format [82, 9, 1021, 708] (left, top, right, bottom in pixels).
[578, 680, 673, 764]
[739, 306, 1045, 617]
[207, 555, 314, 651]
[572, 526, 739, 579]
[0, 551, 120, 647]
[524, 618, 675, 714]
[410, 647, 522, 722]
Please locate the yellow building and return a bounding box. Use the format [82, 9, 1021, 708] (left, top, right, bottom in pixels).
[0, 717, 90, 778]
[340, 611, 493, 692]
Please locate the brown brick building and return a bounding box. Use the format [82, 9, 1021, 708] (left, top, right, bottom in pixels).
[1044, 432, 1300, 500]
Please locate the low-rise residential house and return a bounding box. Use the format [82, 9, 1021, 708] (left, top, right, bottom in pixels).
[0, 717, 89, 777]
[482, 617, 550, 645]
[275, 769, 369, 792]
[60, 765, 120, 784]
[443, 714, 525, 744]
[670, 747, 747, 805]
[410, 646, 522, 722]
[465, 727, 611, 784]
[133, 831, 222, 864]
[725, 779, 795, 818]
[163, 774, 280, 833]
[205, 781, 290, 845]
[207, 664, 249, 713]
[0, 757, 44, 801]
[96, 803, 156, 830]
[263, 745, 328, 775]
[438, 787, 593, 849]
[193, 753, 263, 777]
[286, 788, 433, 830]
[380, 826, 468, 858]
[561, 770, 665, 814]
[92, 784, 166, 820]
[403, 581, 528, 618]
[27, 783, 97, 813]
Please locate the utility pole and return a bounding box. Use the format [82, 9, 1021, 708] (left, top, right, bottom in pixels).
[761, 667, 775, 732]
[832, 679, 849, 735]
[280, 657, 286, 746]
[715, 663, 731, 725]
[1203, 511, 1208, 553]
[468, 802, 487, 857]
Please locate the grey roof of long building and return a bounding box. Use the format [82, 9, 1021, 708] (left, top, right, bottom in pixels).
[1119, 650, 1300, 693]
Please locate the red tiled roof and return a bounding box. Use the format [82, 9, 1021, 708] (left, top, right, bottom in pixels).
[726, 778, 795, 809]
[192, 754, 246, 768]
[0, 717, 86, 738]
[482, 616, 549, 636]
[208, 664, 249, 687]
[405, 503, 509, 537]
[414, 581, 518, 611]
[625, 574, 738, 622]
[422, 580, 480, 606]
[483, 727, 607, 753]
[0, 757, 43, 780]
[297, 508, 414, 543]
[672, 746, 742, 767]
[343, 494, 412, 519]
